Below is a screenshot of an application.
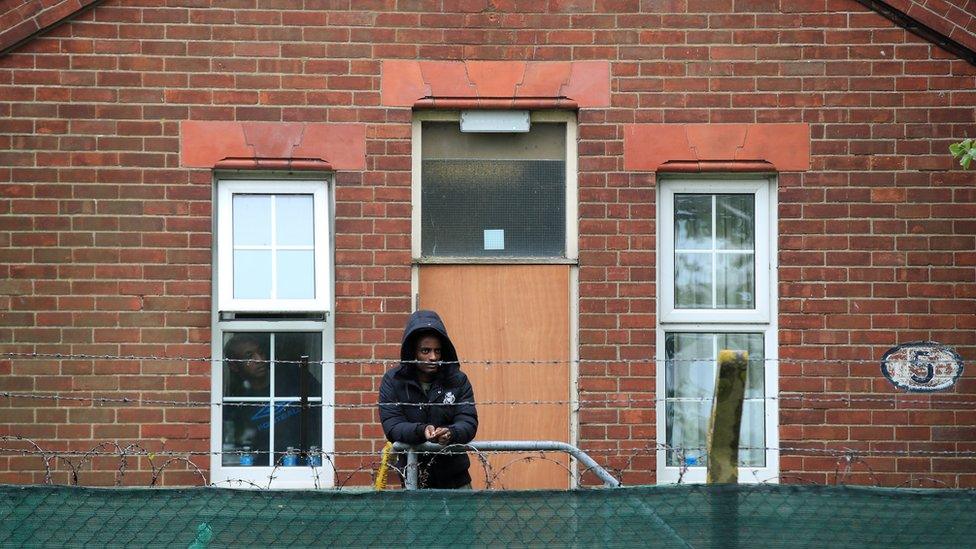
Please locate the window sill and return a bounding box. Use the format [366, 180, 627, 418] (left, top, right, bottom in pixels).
[211, 465, 334, 490]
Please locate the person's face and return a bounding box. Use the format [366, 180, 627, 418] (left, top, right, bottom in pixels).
[230, 341, 268, 382]
[414, 335, 442, 378]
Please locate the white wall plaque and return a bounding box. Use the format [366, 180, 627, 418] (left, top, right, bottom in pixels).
[881, 341, 964, 392]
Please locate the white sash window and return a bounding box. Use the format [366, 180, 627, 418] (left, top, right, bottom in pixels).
[657, 177, 779, 484]
[212, 178, 335, 488]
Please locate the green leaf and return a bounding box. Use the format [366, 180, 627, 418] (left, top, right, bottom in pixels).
[950, 139, 976, 168]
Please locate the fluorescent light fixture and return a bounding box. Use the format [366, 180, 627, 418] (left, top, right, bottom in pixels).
[460, 110, 531, 133]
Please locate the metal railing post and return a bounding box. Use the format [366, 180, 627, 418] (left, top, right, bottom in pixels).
[405, 446, 419, 490]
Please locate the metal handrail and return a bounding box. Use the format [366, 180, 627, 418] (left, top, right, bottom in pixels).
[391, 440, 621, 489]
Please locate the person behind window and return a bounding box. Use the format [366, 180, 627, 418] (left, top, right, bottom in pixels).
[225, 333, 270, 397]
[379, 310, 478, 488]
[223, 333, 320, 466]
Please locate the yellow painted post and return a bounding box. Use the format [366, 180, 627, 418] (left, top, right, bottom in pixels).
[707, 350, 749, 484]
[374, 442, 393, 490]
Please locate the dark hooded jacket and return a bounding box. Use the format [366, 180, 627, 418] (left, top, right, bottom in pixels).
[378, 310, 478, 488]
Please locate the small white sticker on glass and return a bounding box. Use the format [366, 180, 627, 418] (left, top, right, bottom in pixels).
[484, 229, 505, 250]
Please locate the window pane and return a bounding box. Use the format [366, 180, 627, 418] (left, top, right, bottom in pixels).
[274, 332, 323, 398]
[666, 400, 710, 467]
[665, 332, 765, 468]
[222, 332, 271, 397]
[674, 253, 712, 308]
[716, 253, 755, 309]
[664, 400, 764, 468]
[221, 331, 324, 466]
[234, 250, 272, 299]
[671, 192, 758, 313]
[273, 403, 323, 465]
[674, 194, 712, 249]
[233, 195, 272, 246]
[740, 400, 766, 467]
[717, 333, 765, 398]
[665, 333, 714, 399]
[276, 195, 314, 246]
[422, 159, 565, 257]
[276, 250, 314, 299]
[715, 194, 754, 250]
[222, 403, 270, 467]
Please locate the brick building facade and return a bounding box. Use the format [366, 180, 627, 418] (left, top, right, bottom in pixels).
[1, 0, 974, 488]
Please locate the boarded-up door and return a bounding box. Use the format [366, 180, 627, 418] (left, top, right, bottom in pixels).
[419, 264, 571, 489]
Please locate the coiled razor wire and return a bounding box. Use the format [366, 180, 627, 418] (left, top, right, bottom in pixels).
[3, 435, 975, 491]
[2, 350, 971, 489]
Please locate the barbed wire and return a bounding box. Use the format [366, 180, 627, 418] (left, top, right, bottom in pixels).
[2, 440, 973, 460]
[2, 391, 973, 408]
[2, 436, 973, 491]
[2, 353, 970, 491]
[1, 350, 968, 366]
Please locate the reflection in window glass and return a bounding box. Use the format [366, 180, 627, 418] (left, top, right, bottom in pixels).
[664, 332, 765, 467]
[673, 194, 755, 310]
[716, 195, 754, 250]
[716, 254, 754, 308]
[221, 331, 322, 466]
[674, 253, 712, 308]
[674, 195, 712, 250]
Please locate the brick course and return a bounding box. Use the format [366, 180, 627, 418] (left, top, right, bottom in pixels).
[1, 0, 974, 488]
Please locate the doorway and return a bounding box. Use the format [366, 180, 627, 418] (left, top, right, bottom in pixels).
[412, 111, 578, 489]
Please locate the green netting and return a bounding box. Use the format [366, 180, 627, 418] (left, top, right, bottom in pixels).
[1, 484, 974, 548]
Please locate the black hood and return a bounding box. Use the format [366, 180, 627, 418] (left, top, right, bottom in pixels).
[398, 310, 461, 382]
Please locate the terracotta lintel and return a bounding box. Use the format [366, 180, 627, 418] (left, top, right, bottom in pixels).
[381, 60, 610, 108]
[181, 121, 366, 170]
[413, 97, 580, 110]
[624, 123, 810, 172]
[658, 161, 776, 173]
[213, 158, 334, 171]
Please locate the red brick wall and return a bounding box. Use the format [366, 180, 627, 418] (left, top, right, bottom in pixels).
[1, 0, 974, 487]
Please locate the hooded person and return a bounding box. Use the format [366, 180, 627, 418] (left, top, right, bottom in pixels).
[378, 310, 478, 488]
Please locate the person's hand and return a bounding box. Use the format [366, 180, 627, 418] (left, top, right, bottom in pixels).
[435, 429, 452, 445]
[424, 425, 450, 443]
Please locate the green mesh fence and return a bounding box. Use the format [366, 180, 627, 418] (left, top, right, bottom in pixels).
[1, 484, 973, 548]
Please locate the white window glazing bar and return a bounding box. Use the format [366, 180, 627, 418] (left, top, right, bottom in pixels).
[711, 194, 717, 308]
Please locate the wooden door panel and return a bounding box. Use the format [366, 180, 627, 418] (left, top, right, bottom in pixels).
[419, 264, 571, 489]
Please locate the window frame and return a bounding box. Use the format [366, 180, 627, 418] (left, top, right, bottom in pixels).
[410, 110, 579, 264]
[656, 176, 779, 485]
[409, 110, 584, 485]
[211, 175, 335, 489]
[216, 180, 331, 313]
